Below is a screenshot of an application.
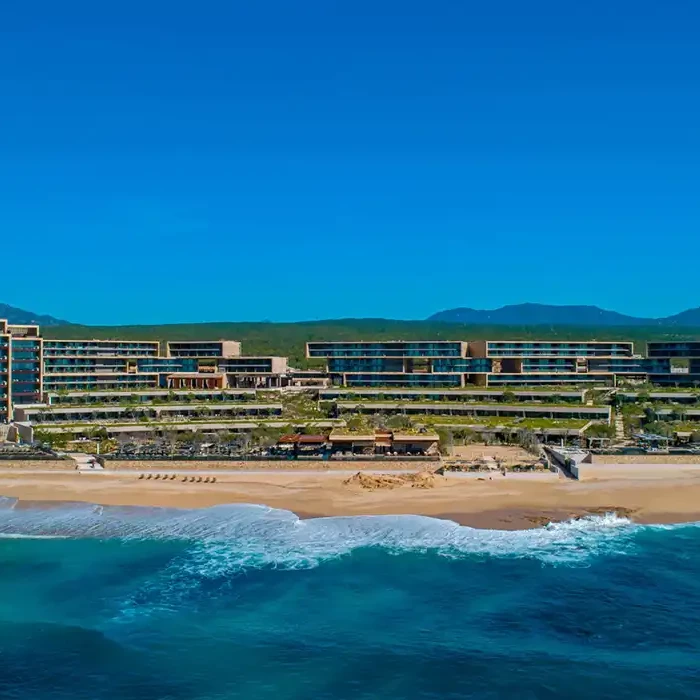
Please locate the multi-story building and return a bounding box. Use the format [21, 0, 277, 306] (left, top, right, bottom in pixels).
[307, 341, 491, 387]
[309, 339, 652, 388]
[468, 340, 637, 386]
[166, 341, 242, 358]
[42, 339, 161, 393]
[0, 319, 289, 421]
[0, 321, 11, 422]
[646, 342, 700, 386]
[0, 320, 43, 422]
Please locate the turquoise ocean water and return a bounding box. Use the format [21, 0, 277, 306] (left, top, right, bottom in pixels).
[1, 497, 699, 699]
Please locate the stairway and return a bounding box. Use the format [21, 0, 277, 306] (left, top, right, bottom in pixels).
[69, 453, 104, 471]
[614, 411, 625, 440]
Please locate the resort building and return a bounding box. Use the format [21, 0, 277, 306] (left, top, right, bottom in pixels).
[646, 342, 700, 386]
[13, 402, 284, 425]
[332, 401, 611, 423]
[0, 319, 289, 421]
[308, 339, 655, 389]
[44, 388, 256, 405]
[307, 341, 491, 387]
[0, 320, 43, 423]
[467, 341, 637, 386]
[4, 315, 700, 432]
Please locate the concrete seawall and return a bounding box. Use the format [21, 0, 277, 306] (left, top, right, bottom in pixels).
[0, 460, 73, 470]
[103, 459, 439, 471]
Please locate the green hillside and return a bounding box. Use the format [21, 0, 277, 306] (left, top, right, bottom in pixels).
[42, 320, 700, 368]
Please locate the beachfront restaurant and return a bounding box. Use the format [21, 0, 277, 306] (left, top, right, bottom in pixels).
[327, 428, 439, 456]
[276, 434, 328, 457]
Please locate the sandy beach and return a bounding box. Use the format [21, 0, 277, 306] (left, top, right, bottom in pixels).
[2, 464, 700, 529]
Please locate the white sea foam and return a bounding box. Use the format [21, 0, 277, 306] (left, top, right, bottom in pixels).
[2, 499, 694, 568]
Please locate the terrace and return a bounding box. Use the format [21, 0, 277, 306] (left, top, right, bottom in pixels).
[335, 401, 611, 422]
[319, 388, 586, 403]
[15, 403, 285, 424]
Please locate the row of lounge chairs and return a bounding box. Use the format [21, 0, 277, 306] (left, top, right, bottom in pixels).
[137, 473, 217, 483]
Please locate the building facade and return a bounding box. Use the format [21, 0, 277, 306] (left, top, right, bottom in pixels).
[646, 342, 700, 386]
[0, 319, 289, 421]
[309, 339, 699, 389]
[307, 341, 490, 387]
[4, 316, 700, 424]
[1, 321, 43, 422]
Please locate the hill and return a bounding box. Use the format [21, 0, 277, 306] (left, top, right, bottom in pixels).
[43, 319, 700, 368]
[428, 303, 700, 327]
[0, 303, 68, 327]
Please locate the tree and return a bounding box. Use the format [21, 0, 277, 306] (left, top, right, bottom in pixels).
[386, 415, 412, 430]
[516, 428, 539, 455]
[644, 421, 673, 438]
[501, 390, 516, 404]
[345, 415, 367, 432]
[368, 414, 387, 430]
[435, 428, 454, 455]
[251, 425, 286, 447]
[585, 423, 615, 439]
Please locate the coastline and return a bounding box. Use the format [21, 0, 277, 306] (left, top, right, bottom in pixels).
[2, 467, 700, 530]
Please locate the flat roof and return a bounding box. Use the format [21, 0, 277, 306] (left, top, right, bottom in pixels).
[308, 340, 465, 344]
[336, 401, 609, 414]
[46, 389, 255, 397]
[433, 422, 585, 435]
[320, 388, 584, 396]
[44, 339, 159, 345]
[486, 340, 633, 345]
[619, 392, 697, 398]
[278, 434, 327, 444]
[166, 372, 226, 378]
[22, 403, 283, 415]
[36, 420, 342, 433]
[392, 432, 439, 441]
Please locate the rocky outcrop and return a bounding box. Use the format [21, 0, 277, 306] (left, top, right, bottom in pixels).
[343, 470, 437, 490]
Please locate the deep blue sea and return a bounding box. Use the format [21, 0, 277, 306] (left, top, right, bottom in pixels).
[1, 498, 699, 699]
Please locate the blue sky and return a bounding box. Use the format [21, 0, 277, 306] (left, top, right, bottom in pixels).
[1, 0, 698, 324]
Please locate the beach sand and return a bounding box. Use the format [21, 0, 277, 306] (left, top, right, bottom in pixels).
[1, 465, 700, 529]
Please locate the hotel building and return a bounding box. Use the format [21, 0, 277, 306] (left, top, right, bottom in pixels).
[1, 320, 43, 423]
[309, 339, 692, 388]
[0, 319, 288, 421]
[306, 341, 491, 388]
[4, 315, 700, 424]
[646, 342, 700, 386]
[469, 340, 637, 386]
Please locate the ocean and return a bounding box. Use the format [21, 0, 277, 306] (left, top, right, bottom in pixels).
[1, 498, 699, 699]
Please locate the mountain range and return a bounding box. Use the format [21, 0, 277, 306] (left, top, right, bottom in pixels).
[4, 301, 700, 329]
[428, 303, 700, 327]
[0, 303, 68, 327]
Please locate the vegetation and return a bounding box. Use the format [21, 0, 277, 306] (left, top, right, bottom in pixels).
[585, 423, 616, 439]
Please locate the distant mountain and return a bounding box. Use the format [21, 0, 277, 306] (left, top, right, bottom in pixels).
[662, 307, 700, 326]
[0, 303, 69, 327]
[428, 303, 700, 327]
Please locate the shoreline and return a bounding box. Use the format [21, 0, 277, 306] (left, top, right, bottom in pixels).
[1, 468, 700, 530]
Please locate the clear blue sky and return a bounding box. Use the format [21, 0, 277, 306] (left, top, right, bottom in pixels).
[1, 0, 698, 324]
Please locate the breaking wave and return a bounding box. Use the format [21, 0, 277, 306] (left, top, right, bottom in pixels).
[1, 496, 696, 567]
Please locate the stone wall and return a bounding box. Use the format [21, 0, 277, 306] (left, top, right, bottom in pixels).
[592, 454, 700, 464]
[104, 459, 436, 471]
[0, 460, 73, 470]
